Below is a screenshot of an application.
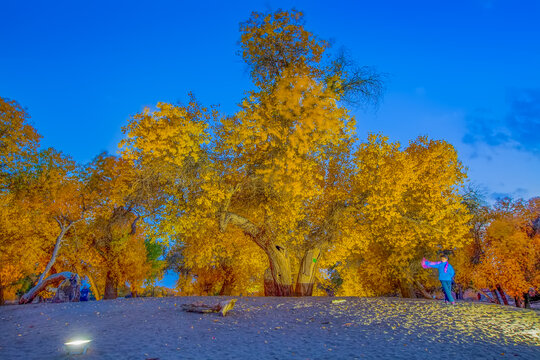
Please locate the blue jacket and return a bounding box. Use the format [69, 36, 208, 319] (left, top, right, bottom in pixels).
[423, 260, 455, 281]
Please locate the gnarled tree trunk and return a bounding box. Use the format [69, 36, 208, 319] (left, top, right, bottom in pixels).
[265, 242, 293, 296]
[295, 248, 320, 296]
[19, 272, 80, 304]
[220, 211, 293, 296]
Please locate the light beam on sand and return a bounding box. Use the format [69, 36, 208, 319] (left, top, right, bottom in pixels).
[64, 339, 92, 355]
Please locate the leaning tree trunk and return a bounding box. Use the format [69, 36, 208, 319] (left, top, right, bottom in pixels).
[103, 271, 117, 300]
[496, 284, 509, 305]
[86, 273, 102, 300]
[490, 288, 501, 304]
[477, 288, 496, 303]
[37, 219, 76, 285]
[414, 280, 434, 299]
[19, 272, 80, 304]
[295, 248, 321, 296]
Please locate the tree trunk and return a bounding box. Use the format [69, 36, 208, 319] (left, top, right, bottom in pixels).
[455, 283, 464, 300]
[19, 272, 79, 304]
[294, 248, 320, 296]
[52, 276, 81, 303]
[264, 268, 277, 296]
[220, 211, 293, 296]
[0, 272, 4, 305]
[490, 288, 501, 304]
[265, 242, 293, 296]
[523, 292, 531, 309]
[103, 271, 117, 300]
[414, 280, 434, 299]
[515, 295, 524, 308]
[37, 220, 74, 285]
[398, 279, 416, 298]
[86, 274, 102, 300]
[218, 269, 235, 296]
[477, 289, 496, 303]
[496, 284, 509, 305]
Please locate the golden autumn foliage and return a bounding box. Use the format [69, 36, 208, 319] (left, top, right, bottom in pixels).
[120, 10, 472, 297]
[6, 10, 538, 302]
[315, 135, 471, 297]
[0, 98, 43, 303]
[69, 154, 164, 299]
[458, 197, 540, 305]
[0, 97, 41, 190]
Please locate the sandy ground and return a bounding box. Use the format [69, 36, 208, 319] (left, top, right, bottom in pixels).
[1, 296, 539, 359]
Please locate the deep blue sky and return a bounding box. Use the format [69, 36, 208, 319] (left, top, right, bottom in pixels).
[2, 0, 539, 202]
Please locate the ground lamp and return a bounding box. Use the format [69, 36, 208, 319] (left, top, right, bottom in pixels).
[64, 339, 92, 355]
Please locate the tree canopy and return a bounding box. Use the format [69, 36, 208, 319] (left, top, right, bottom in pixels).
[1, 10, 537, 305]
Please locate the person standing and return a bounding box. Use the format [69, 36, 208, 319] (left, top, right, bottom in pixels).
[422, 254, 456, 305]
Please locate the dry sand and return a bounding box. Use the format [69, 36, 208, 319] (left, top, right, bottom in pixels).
[1, 296, 539, 359]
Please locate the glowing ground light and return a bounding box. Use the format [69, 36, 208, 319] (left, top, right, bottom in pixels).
[64, 339, 92, 355]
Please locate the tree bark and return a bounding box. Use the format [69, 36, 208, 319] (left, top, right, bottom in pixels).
[265, 242, 293, 296]
[0, 272, 4, 305]
[295, 248, 320, 296]
[523, 292, 531, 309]
[455, 283, 464, 300]
[220, 210, 293, 296]
[37, 219, 75, 285]
[19, 272, 78, 304]
[413, 280, 434, 299]
[496, 284, 509, 305]
[263, 268, 277, 296]
[490, 288, 501, 304]
[515, 295, 524, 308]
[86, 274, 101, 300]
[398, 279, 416, 298]
[103, 271, 117, 300]
[477, 288, 496, 303]
[218, 268, 235, 296]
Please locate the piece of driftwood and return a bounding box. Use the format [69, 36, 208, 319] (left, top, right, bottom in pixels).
[181, 299, 237, 316]
[19, 272, 80, 304]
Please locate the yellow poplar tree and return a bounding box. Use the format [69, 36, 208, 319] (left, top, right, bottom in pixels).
[320, 135, 471, 297]
[466, 197, 539, 307]
[0, 97, 42, 304]
[71, 154, 162, 299]
[120, 10, 470, 297]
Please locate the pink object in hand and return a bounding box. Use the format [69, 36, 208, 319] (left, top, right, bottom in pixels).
[421, 258, 429, 269]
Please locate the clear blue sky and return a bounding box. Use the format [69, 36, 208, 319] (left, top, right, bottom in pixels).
[1, 0, 539, 200]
